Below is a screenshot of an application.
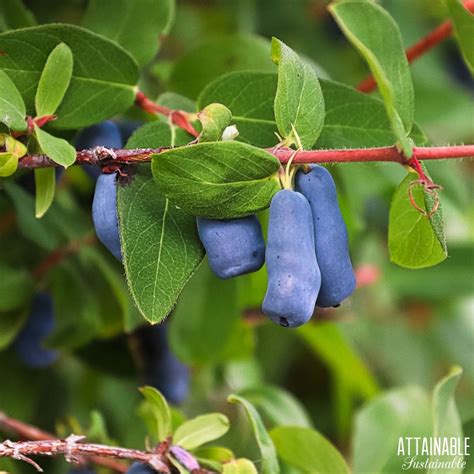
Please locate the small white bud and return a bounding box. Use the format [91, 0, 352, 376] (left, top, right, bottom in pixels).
[221, 124, 239, 141]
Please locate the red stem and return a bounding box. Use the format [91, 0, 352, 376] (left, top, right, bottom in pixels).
[357, 0, 474, 93]
[16, 144, 474, 169]
[134, 91, 199, 137]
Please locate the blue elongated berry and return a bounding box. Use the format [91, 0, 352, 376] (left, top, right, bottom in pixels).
[126, 463, 154, 474]
[136, 323, 189, 405]
[75, 121, 123, 181]
[262, 190, 321, 328]
[296, 166, 356, 307]
[197, 216, 265, 279]
[13, 293, 58, 368]
[92, 173, 122, 261]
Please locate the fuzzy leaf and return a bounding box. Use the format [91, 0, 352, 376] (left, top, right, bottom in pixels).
[139, 386, 172, 441]
[330, 1, 414, 156]
[388, 172, 447, 268]
[152, 141, 281, 219]
[271, 37, 324, 149]
[0, 24, 138, 129]
[35, 42, 74, 117]
[82, 0, 175, 66]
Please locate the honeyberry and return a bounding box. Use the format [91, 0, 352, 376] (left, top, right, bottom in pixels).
[13, 293, 58, 368]
[197, 216, 265, 279]
[296, 165, 356, 307]
[126, 463, 154, 474]
[92, 172, 122, 261]
[262, 190, 321, 328]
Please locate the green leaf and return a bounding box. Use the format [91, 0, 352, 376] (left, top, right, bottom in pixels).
[83, 0, 175, 66]
[271, 37, 324, 149]
[34, 167, 56, 218]
[329, 1, 414, 156]
[174, 414, 230, 450]
[139, 386, 172, 441]
[237, 385, 312, 428]
[169, 263, 240, 364]
[352, 387, 432, 474]
[117, 166, 204, 323]
[0, 24, 138, 129]
[388, 172, 447, 268]
[170, 34, 274, 99]
[270, 426, 349, 474]
[193, 447, 234, 466]
[429, 366, 464, 473]
[0, 152, 17, 177]
[222, 459, 258, 474]
[152, 141, 281, 219]
[0, 264, 33, 312]
[34, 125, 76, 168]
[198, 72, 426, 149]
[0, 69, 27, 131]
[448, 0, 474, 74]
[35, 43, 73, 117]
[0, 0, 36, 31]
[198, 103, 233, 142]
[227, 394, 280, 474]
[0, 309, 27, 350]
[198, 72, 278, 147]
[297, 322, 379, 399]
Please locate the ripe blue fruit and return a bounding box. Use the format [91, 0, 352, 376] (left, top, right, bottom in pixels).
[13, 293, 58, 368]
[296, 165, 356, 307]
[75, 121, 123, 181]
[92, 173, 122, 261]
[262, 190, 321, 328]
[126, 463, 154, 474]
[136, 323, 189, 405]
[197, 216, 265, 279]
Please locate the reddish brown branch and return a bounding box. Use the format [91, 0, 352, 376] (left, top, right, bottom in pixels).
[357, 0, 474, 93]
[135, 91, 199, 137]
[0, 437, 169, 473]
[0, 412, 128, 472]
[31, 234, 98, 280]
[16, 144, 474, 170]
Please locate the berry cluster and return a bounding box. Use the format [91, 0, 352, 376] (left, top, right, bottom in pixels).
[199, 166, 356, 328]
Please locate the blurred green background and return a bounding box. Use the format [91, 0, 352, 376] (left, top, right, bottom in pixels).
[0, 0, 473, 473]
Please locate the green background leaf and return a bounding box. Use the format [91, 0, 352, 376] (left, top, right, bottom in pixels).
[388, 172, 447, 269]
[228, 394, 280, 474]
[82, 0, 175, 66]
[271, 37, 325, 149]
[0, 24, 138, 128]
[330, 1, 414, 155]
[0, 0, 36, 31]
[448, 0, 474, 74]
[35, 42, 74, 117]
[169, 263, 240, 364]
[271, 426, 349, 474]
[152, 141, 281, 219]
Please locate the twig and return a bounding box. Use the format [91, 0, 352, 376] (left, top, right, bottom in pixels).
[357, 0, 474, 93]
[0, 412, 128, 472]
[0, 437, 169, 473]
[16, 144, 474, 170]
